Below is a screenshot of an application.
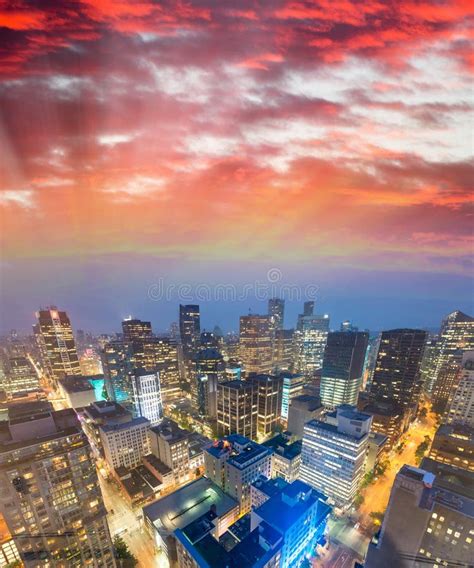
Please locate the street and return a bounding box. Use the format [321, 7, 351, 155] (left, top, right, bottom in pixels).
[358, 405, 438, 527]
[98, 473, 169, 568]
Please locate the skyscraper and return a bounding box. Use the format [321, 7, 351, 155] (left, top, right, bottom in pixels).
[101, 339, 134, 402]
[217, 380, 257, 439]
[446, 350, 474, 427]
[431, 310, 474, 413]
[300, 406, 372, 507]
[366, 459, 474, 568]
[194, 347, 225, 418]
[131, 337, 182, 403]
[273, 328, 295, 372]
[121, 317, 152, 342]
[268, 298, 285, 330]
[0, 408, 116, 567]
[420, 335, 440, 394]
[295, 308, 330, 377]
[248, 374, 283, 439]
[369, 329, 427, 416]
[320, 331, 369, 408]
[239, 314, 273, 375]
[280, 372, 305, 421]
[34, 307, 81, 381]
[131, 369, 163, 425]
[179, 304, 201, 382]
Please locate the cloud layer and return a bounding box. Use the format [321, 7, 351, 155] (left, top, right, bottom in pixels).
[0, 0, 472, 284]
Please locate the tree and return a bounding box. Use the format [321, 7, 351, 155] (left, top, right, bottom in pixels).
[415, 436, 431, 463]
[369, 511, 384, 526]
[113, 535, 138, 567]
[353, 492, 365, 509]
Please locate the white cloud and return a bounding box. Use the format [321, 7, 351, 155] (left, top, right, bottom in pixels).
[98, 133, 136, 147]
[0, 190, 35, 208]
[103, 175, 166, 197]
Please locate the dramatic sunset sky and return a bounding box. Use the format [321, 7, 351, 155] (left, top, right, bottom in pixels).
[0, 0, 473, 333]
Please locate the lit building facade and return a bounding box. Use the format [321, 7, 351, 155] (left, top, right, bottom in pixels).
[251, 479, 331, 568]
[428, 423, 474, 472]
[300, 406, 372, 507]
[446, 350, 474, 427]
[4, 356, 39, 394]
[148, 419, 191, 486]
[366, 459, 474, 568]
[34, 307, 81, 381]
[249, 374, 283, 439]
[194, 348, 225, 417]
[268, 298, 285, 331]
[239, 315, 273, 375]
[179, 304, 201, 383]
[369, 328, 427, 417]
[121, 317, 152, 342]
[100, 416, 151, 471]
[205, 435, 273, 515]
[0, 409, 116, 567]
[320, 331, 368, 408]
[432, 310, 474, 413]
[131, 369, 163, 425]
[295, 309, 330, 377]
[216, 380, 257, 439]
[280, 372, 304, 421]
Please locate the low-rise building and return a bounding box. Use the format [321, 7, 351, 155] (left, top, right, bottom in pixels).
[149, 419, 191, 485]
[100, 416, 151, 471]
[263, 433, 302, 482]
[205, 435, 273, 515]
[58, 375, 97, 408]
[143, 476, 239, 567]
[80, 400, 133, 458]
[287, 394, 323, 439]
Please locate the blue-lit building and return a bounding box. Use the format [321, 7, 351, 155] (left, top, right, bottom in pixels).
[251, 479, 330, 568]
[174, 478, 331, 568]
[280, 373, 304, 421]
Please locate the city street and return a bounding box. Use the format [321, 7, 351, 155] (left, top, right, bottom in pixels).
[98, 474, 169, 568]
[358, 405, 438, 527]
[314, 542, 361, 568]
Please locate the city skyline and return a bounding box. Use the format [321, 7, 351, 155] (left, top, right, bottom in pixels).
[0, 1, 473, 335]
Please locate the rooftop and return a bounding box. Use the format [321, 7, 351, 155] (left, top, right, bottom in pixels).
[263, 434, 302, 459]
[59, 376, 95, 393]
[290, 394, 321, 410]
[255, 480, 331, 533]
[175, 519, 283, 568]
[100, 416, 149, 433]
[143, 477, 238, 535]
[252, 475, 288, 498]
[150, 418, 189, 443]
[83, 400, 131, 420]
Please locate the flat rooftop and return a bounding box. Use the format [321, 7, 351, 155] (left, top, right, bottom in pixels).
[256, 480, 330, 533]
[143, 477, 238, 535]
[59, 376, 94, 393]
[100, 416, 149, 433]
[263, 434, 302, 459]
